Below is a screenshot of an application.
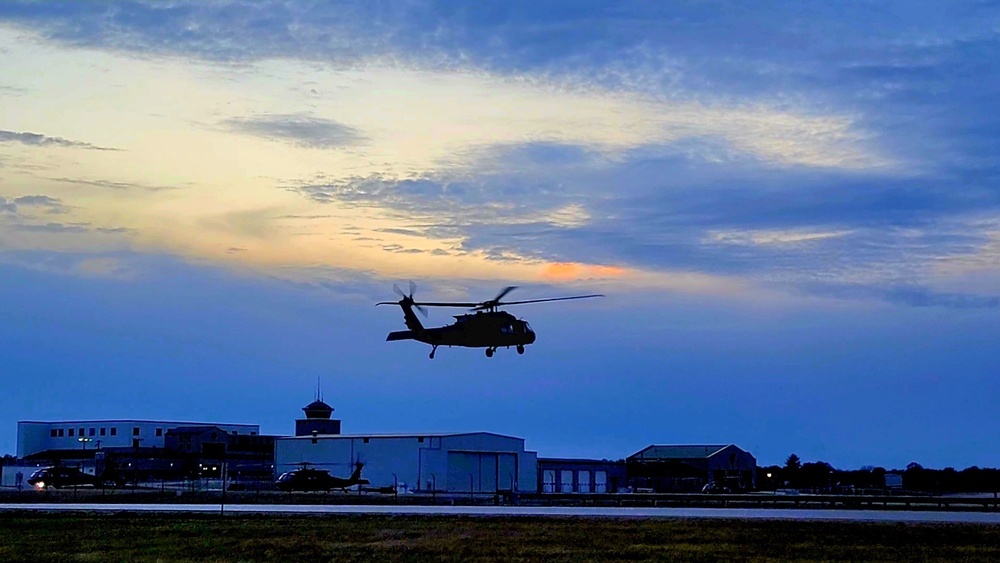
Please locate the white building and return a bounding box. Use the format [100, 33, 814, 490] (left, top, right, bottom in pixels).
[16, 420, 260, 459]
[275, 432, 538, 493]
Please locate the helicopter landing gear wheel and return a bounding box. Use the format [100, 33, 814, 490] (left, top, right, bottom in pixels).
[485, 348, 495, 358]
[517, 345, 525, 355]
[429, 346, 438, 359]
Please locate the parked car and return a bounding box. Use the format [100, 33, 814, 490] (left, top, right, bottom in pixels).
[701, 482, 731, 494]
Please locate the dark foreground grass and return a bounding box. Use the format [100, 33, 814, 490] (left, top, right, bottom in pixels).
[2, 514, 999, 562]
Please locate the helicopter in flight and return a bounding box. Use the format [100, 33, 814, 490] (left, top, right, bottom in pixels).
[377, 283, 603, 359]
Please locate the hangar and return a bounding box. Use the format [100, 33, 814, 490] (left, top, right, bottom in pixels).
[275, 432, 538, 494]
[627, 444, 757, 492]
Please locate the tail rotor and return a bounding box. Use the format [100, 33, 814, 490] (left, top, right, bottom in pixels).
[391, 282, 427, 317]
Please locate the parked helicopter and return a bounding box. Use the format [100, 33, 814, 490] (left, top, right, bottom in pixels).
[377, 283, 603, 359]
[275, 461, 369, 492]
[26, 465, 124, 490]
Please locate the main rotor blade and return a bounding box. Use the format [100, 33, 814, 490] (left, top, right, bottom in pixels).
[410, 301, 481, 308]
[408, 280, 417, 297]
[393, 284, 406, 298]
[415, 304, 428, 317]
[493, 286, 518, 303]
[493, 294, 605, 306]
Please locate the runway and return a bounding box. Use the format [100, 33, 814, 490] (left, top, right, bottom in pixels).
[3, 503, 1000, 523]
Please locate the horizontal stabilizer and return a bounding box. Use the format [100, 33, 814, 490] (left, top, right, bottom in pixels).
[386, 330, 416, 341]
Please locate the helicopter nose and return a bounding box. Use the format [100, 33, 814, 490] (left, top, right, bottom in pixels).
[526, 328, 536, 344]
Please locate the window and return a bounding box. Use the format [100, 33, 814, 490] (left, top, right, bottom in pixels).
[542, 470, 556, 493]
[250, 431, 256, 436]
[155, 428, 163, 437]
[363, 438, 370, 444]
[68, 428, 75, 437]
[79, 427, 85, 436]
[110, 427, 117, 436]
[50, 429, 58, 438]
[560, 470, 574, 493]
[58, 429, 64, 437]
[417, 437, 425, 443]
[89, 428, 95, 437]
[132, 439, 139, 448]
[133, 427, 140, 436]
[100, 428, 106, 436]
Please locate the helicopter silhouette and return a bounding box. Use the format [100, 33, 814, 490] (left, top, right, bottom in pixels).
[275, 461, 369, 492]
[377, 283, 603, 359]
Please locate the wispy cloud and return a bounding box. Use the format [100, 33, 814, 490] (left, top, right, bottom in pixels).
[0, 129, 118, 151]
[221, 114, 367, 149]
[707, 229, 854, 246]
[13, 194, 69, 214]
[49, 177, 176, 192]
[12, 222, 89, 233]
[0, 194, 69, 215]
[0, 196, 16, 213]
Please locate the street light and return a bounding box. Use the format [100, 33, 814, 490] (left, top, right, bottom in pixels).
[78, 437, 92, 451]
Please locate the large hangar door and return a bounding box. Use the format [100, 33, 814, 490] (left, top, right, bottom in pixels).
[497, 453, 517, 491]
[447, 452, 514, 492]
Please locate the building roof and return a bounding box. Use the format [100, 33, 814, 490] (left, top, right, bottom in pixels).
[538, 458, 624, 465]
[302, 400, 334, 419]
[279, 431, 524, 441]
[629, 445, 731, 460]
[18, 419, 258, 428]
[166, 426, 227, 435]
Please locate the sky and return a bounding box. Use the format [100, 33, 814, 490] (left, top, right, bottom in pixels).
[1, 1, 998, 470]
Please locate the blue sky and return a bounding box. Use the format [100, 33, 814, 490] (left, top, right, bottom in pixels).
[1, 1, 998, 469]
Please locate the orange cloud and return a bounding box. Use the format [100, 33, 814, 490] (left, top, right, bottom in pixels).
[541, 262, 626, 281]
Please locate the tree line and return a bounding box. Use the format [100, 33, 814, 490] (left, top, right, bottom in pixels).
[756, 454, 1000, 494]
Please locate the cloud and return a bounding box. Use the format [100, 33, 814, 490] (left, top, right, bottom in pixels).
[1, 1, 998, 310]
[707, 229, 854, 246]
[221, 114, 366, 149]
[805, 283, 1000, 310]
[49, 177, 175, 192]
[13, 194, 68, 214]
[0, 196, 16, 213]
[13, 222, 89, 233]
[0, 129, 118, 151]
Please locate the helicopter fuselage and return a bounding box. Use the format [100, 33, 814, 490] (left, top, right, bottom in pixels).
[378, 284, 599, 359]
[386, 308, 535, 358]
[389, 311, 535, 348]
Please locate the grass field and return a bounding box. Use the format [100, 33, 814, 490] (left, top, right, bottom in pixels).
[2, 513, 1000, 562]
